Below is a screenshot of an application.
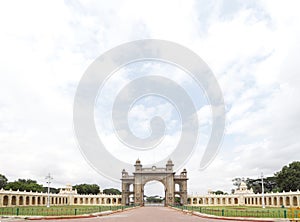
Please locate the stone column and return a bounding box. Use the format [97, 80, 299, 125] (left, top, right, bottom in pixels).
[134, 182, 143, 206]
[181, 180, 188, 205]
[165, 175, 174, 206]
[121, 182, 130, 205]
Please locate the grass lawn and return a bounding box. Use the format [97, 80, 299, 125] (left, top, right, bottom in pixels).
[180, 205, 300, 219]
[0, 205, 130, 216]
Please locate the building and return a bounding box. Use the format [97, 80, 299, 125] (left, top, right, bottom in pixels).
[188, 182, 300, 207]
[0, 185, 121, 207]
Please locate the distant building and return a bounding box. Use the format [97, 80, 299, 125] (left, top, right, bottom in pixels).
[188, 182, 300, 207]
[0, 185, 121, 207]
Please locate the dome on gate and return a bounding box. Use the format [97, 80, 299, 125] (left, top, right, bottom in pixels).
[167, 159, 173, 165]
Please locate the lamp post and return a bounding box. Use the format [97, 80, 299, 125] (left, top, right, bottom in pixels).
[261, 172, 265, 208]
[45, 173, 53, 208]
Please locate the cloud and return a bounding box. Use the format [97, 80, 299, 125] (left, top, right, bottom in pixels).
[0, 0, 300, 196]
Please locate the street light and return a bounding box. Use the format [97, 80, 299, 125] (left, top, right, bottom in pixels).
[45, 173, 53, 208]
[261, 172, 265, 208]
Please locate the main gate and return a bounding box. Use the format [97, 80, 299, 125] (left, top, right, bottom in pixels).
[121, 159, 188, 206]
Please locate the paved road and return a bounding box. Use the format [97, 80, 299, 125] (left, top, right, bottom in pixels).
[0, 207, 223, 222]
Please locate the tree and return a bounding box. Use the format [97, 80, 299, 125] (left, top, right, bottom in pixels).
[246, 177, 279, 193]
[245, 178, 261, 193]
[275, 161, 300, 192]
[232, 177, 244, 188]
[73, 184, 100, 195]
[103, 188, 121, 195]
[42, 187, 59, 194]
[146, 196, 163, 203]
[213, 190, 226, 195]
[5, 179, 43, 192]
[174, 196, 181, 205]
[231, 161, 300, 194]
[0, 174, 8, 189]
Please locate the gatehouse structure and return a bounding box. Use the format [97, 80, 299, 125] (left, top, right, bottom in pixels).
[121, 159, 188, 206]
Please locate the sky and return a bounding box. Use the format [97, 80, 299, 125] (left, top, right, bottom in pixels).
[0, 0, 300, 197]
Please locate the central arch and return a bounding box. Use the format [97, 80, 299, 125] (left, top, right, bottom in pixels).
[143, 180, 165, 206]
[121, 159, 188, 206]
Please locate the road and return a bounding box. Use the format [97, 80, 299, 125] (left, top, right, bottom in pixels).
[0, 207, 223, 222]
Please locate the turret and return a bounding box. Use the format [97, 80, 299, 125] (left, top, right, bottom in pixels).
[180, 168, 187, 177]
[134, 159, 142, 172]
[166, 159, 174, 171]
[122, 169, 129, 178]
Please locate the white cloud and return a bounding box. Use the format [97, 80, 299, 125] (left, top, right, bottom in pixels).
[0, 0, 300, 196]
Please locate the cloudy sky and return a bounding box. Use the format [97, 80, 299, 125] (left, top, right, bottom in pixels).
[0, 0, 300, 196]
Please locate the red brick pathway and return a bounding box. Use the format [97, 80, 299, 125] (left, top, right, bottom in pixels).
[0, 207, 232, 222]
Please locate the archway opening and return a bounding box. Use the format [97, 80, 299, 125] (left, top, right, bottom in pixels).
[175, 194, 181, 205]
[175, 184, 180, 192]
[143, 181, 165, 207]
[129, 194, 134, 205]
[128, 184, 134, 205]
[274, 197, 278, 206]
[3, 195, 9, 206]
[286, 197, 290, 206]
[279, 197, 283, 206]
[293, 196, 297, 206]
[26, 196, 30, 205]
[19, 196, 24, 205]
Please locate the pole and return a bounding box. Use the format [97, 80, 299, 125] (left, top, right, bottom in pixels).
[261, 172, 265, 208]
[45, 173, 53, 208]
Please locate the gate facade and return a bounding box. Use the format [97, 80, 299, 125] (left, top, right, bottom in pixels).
[121, 159, 188, 206]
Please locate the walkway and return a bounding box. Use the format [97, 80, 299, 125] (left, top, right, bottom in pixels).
[0, 207, 223, 222]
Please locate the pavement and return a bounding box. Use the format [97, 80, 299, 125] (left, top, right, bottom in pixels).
[0, 207, 290, 222]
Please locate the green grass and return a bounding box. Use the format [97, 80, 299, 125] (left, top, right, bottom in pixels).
[176, 205, 300, 219]
[0, 205, 132, 216]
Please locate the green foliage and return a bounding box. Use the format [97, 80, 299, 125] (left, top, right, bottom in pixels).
[73, 184, 100, 195]
[213, 190, 227, 195]
[0, 174, 8, 189]
[42, 187, 59, 194]
[5, 179, 43, 192]
[246, 177, 278, 193]
[180, 206, 297, 219]
[232, 177, 243, 187]
[146, 195, 163, 203]
[232, 161, 300, 193]
[174, 196, 181, 204]
[0, 205, 132, 216]
[275, 161, 300, 192]
[102, 188, 121, 195]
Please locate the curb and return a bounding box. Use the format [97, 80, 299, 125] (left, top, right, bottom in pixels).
[169, 207, 290, 222]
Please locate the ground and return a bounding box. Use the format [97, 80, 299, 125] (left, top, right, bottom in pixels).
[0, 207, 225, 222]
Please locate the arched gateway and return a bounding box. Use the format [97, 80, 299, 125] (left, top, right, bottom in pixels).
[121, 159, 188, 206]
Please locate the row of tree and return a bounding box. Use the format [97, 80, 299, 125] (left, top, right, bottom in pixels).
[0, 174, 120, 195]
[231, 161, 300, 193]
[145, 195, 164, 203]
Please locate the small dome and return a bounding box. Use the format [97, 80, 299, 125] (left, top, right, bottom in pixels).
[136, 159, 141, 164]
